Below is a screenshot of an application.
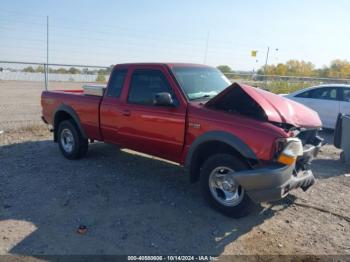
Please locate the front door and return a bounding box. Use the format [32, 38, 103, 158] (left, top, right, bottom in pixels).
[117, 66, 187, 162]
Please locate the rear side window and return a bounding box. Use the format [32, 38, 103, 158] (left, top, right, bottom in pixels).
[309, 87, 338, 100]
[128, 69, 176, 106]
[295, 91, 311, 98]
[342, 88, 350, 102]
[106, 69, 127, 97]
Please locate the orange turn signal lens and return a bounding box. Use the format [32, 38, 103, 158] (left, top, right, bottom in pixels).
[277, 154, 296, 165]
[275, 138, 303, 166]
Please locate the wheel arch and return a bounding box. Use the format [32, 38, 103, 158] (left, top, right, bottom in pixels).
[53, 104, 86, 142]
[185, 131, 259, 183]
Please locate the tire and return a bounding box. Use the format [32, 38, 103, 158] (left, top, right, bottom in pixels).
[57, 119, 88, 160]
[200, 153, 254, 218]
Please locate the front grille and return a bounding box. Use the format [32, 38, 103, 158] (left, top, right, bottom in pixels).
[297, 129, 318, 146]
[295, 129, 321, 172]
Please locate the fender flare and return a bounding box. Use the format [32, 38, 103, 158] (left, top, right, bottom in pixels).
[53, 104, 87, 141]
[185, 131, 258, 181]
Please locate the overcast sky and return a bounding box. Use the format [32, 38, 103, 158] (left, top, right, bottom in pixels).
[1, 0, 349, 71]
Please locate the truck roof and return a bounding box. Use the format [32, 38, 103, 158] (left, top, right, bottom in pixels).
[115, 62, 212, 68]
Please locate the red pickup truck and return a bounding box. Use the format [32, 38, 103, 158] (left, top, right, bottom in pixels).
[41, 63, 323, 217]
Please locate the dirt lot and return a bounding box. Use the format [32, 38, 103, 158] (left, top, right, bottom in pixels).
[0, 126, 349, 256]
[0, 80, 349, 257]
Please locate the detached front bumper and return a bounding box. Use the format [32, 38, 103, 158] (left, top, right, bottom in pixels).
[233, 137, 322, 203]
[235, 164, 315, 203]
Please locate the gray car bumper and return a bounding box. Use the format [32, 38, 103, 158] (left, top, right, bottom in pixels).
[231, 141, 321, 203]
[234, 164, 315, 203]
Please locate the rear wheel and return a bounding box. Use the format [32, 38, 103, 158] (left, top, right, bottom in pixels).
[200, 154, 254, 218]
[57, 120, 88, 159]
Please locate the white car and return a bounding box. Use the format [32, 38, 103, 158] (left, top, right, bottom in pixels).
[285, 84, 350, 129]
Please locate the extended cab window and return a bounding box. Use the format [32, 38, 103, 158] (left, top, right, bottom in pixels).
[128, 70, 176, 106]
[106, 69, 127, 97]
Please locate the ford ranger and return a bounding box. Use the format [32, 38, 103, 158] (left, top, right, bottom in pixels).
[41, 63, 323, 217]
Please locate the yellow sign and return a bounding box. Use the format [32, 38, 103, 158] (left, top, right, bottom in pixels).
[251, 50, 257, 57]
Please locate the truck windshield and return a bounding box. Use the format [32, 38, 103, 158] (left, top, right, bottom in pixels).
[171, 66, 231, 101]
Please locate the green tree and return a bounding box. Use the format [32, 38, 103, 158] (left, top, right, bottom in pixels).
[35, 65, 45, 73]
[257, 59, 350, 79]
[328, 59, 350, 78]
[258, 60, 316, 76]
[68, 67, 81, 74]
[275, 63, 287, 75]
[23, 66, 35, 73]
[217, 65, 233, 74]
[96, 74, 106, 83]
[315, 67, 329, 78]
[264, 65, 276, 75]
[285, 60, 315, 76]
[56, 68, 68, 74]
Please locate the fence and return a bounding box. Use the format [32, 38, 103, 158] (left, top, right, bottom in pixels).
[0, 61, 109, 144]
[224, 72, 350, 94]
[0, 60, 109, 84]
[1, 60, 350, 144]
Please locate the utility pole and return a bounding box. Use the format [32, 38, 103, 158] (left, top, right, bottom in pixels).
[203, 30, 210, 64]
[264, 46, 270, 88]
[45, 15, 49, 90]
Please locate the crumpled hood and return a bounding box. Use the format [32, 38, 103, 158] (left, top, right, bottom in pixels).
[206, 83, 322, 128]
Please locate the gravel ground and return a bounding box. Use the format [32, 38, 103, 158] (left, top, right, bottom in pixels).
[0, 81, 349, 257]
[0, 128, 349, 257]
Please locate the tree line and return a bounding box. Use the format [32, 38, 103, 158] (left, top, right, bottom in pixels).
[19, 59, 350, 79]
[21, 65, 114, 75]
[217, 59, 350, 78]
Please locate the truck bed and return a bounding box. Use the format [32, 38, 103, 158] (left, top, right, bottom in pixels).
[41, 89, 103, 140]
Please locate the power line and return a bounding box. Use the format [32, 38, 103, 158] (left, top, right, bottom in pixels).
[0, 13, 207, 42]
[0, 41, 204, 57]
[0, 9, 46, 18]
[0, 34, 205, 52]
[0, 17, 46, 26]
[0, 11, 277, 56]
[0, 23, 272, 53]
[0, 28, 271, 56]
[0, 25, 207, 49]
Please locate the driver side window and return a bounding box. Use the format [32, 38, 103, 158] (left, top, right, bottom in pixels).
[128, 69, 178, 106]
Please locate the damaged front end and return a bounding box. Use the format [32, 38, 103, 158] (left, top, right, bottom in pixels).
[205, 82, 323, 173]
[205, 83, 324, 202]
[205, 83, 268, 122]
[205, 82, 322, 129]
[227, 129, 323, 203]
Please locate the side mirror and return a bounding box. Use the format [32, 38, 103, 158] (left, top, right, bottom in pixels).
[153, 92, 175, 107]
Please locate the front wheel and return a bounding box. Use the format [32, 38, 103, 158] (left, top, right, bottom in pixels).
[200, 154, 254, 218]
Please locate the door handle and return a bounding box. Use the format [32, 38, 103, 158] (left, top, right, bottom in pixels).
[122, 110, 131, 116]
